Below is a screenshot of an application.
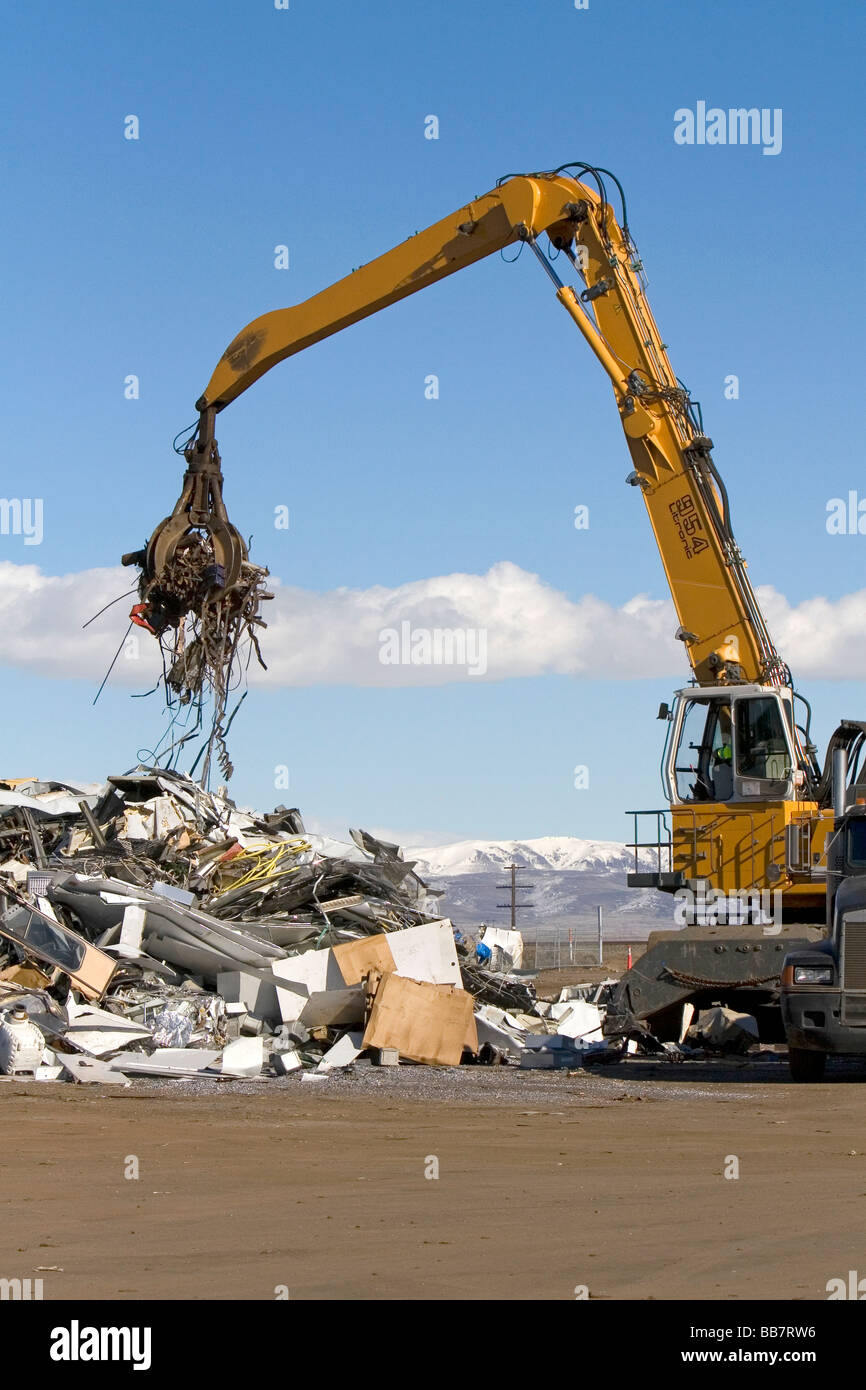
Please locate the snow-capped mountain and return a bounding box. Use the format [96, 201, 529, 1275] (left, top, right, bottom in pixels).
[407, 835, 650, 878]
[405, 836, 672, 936]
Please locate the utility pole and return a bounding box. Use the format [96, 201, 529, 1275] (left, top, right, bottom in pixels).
[496, 862, 535, 927]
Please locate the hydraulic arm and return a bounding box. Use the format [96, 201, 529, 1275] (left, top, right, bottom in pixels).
[169, 165, 784, 691]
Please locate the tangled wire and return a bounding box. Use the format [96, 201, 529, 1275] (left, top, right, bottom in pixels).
[153, 537, 273, 783]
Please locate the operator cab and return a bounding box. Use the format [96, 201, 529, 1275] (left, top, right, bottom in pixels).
[664, 685, 801, 805]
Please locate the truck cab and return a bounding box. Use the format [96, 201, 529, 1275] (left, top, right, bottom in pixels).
[781, 804, 866, 1080]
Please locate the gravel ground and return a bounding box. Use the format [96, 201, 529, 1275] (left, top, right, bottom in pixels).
[5, 1053, 866, 1301]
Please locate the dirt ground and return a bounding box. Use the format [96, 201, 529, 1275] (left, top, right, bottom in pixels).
[3, 1056, 866, 1301]
[533, 952, 636, 993]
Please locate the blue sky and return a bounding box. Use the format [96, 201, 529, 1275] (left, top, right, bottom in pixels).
[1, 0, 864, 843]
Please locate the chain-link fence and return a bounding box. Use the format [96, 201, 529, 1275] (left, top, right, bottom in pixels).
[521, 930, 649, 972]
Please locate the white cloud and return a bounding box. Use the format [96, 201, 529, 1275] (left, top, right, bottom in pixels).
[0, 561, 162, 683]
[253, 563, 675, 685]
[0, 558, 861, 690]
[754, 586, 866, 680]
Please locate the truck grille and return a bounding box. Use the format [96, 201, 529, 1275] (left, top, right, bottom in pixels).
[843, 919, 866, 991]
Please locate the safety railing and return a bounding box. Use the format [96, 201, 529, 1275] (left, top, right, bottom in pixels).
[628, 806, 765, 888]
[625, 809, 673, 879]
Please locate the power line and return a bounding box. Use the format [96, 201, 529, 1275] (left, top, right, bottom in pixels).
[496, 862, 535, 928]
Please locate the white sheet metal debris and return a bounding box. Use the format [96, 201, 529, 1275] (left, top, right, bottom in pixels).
[547, 999, 604, 1042]
[520, 1035, 584, 1070]
[479, 926, 524, 971]
[315, 1031, 364, 1073]
[220, 1036, 264, 1077]
[64, 1002, 152, 1056]
[59, 1054, 131, 1085]
[109, 1049, 223, 1078]
[693, 1006, 760, 1053]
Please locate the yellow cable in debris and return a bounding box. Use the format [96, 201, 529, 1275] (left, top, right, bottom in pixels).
[213, 838, 311, 894]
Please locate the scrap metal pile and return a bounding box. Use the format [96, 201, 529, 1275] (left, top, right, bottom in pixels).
[0, 768, 610, 1085]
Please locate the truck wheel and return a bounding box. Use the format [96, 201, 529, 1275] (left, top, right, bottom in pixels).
[788, 1047, 826, 1083]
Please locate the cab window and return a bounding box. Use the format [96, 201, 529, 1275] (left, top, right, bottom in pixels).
[735, 697, 792, 782]
[673, 699, 733, 802]
[846, 820, 866, 868]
